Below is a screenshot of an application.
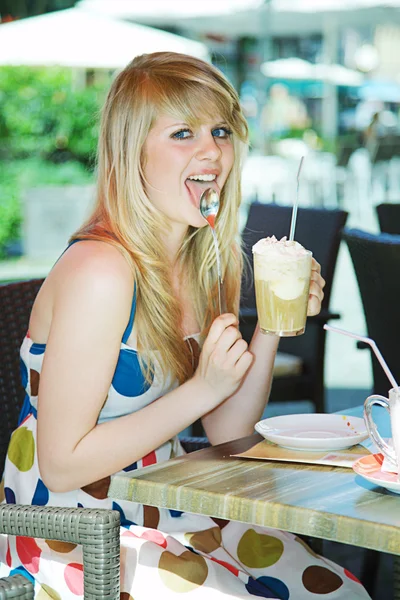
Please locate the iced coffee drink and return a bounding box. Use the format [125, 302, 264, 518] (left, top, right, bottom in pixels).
[253, 236, 312, 336]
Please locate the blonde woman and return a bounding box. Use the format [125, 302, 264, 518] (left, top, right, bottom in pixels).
[0, 52, 370, 599]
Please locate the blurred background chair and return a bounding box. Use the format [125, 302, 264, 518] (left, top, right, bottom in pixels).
[342, 229, 400, 397]
[342, 228, 400, 598]
[240, 203, 348, 413]
[0, 279, 43, 470]
[376, 202, 400, 235]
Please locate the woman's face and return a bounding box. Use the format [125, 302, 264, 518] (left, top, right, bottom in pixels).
[142, 113, 235, 230]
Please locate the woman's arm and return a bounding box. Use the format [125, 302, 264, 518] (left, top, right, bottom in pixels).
[202, 258, 325, 444]
[37, 244, 251, 493]
[201, 324, 278, 443]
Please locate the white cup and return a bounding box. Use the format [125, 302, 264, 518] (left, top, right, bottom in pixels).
[364, 387, 400, 472]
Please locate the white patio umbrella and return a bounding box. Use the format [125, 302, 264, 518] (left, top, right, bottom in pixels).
[77, 0, 400, 36]
[261, 58, 363, 86]
[260, 57, 316, 80]
[77, 0, 264, 20]
[0, 7, 209, 69]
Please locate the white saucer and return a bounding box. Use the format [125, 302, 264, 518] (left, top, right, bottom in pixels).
[255, 413, 368, 451]
[353, 453, 400, 494]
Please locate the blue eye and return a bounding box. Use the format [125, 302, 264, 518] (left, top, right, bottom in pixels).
[212, 127, 232, 138]
[172, 129, 191, 139]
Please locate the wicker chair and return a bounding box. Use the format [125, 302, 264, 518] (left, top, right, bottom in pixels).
[0, 573, 34, 600]
[342, 229, 400, 598]
[0, 278, 207, 598]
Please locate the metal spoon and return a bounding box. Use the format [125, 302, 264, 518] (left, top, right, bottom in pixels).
[199, 188, 224, 314]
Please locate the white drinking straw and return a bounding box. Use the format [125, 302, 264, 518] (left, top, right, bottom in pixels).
[289, 156, 304, 242]
[324, 324, 399, 390]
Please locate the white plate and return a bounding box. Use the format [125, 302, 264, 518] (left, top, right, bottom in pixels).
[255, 413, 368, 451]
[353, 454, 400, 494]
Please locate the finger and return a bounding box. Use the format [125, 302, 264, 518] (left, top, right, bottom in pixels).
[309, 280, 324, 303]
[214, 325, 242, 355]
[311, 257, 321, 274]
[309, 279, 324, 300]
[235, 350, 254, 376]
[310, 271, 326, 290]
[307, 294, 321, 316]
[307, 277, 324, 316]
[224, 338, 248, 367]
[204, 313, 238, 348]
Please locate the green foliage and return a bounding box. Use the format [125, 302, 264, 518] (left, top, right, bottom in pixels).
[0, 65, 105, 257]
[0, 164, 20, 258]
[0, 158, 94, 257]
[0, 66, 108, 166]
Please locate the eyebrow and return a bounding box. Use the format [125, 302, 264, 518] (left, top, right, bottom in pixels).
[163, 122, 189, 131]
[164, 121, 229, 131]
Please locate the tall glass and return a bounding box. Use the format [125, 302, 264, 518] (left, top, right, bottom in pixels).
[253, 238, 312, 337]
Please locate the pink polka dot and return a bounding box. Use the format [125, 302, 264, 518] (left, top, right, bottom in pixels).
[64, 562, 84, 595]
[140, 530, 167, 548]
[344, 568, 361, 584]
[122, 530, 137, 538]
[16, 537, 41, 574]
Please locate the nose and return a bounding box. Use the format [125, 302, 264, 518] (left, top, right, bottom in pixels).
[195, 133, 222, 161]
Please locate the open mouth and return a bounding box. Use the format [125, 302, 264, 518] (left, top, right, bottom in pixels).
[185, 175, 220, 209]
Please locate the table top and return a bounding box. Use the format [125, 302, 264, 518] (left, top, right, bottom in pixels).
[109, 405, 400, 555]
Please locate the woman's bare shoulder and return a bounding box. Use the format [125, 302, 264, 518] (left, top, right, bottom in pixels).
[30, 241, 134, 343]
[52, 240, 134, 292]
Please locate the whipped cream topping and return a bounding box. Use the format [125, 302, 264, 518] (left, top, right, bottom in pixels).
[252, 236, 312, 294]
[252, 236, 308, 257]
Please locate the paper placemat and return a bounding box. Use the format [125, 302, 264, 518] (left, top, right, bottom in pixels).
[232, 439, 370, 468]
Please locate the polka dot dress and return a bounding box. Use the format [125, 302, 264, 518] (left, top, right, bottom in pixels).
[0, 284, 371, 598]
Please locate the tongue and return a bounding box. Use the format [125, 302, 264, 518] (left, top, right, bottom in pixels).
[185, 179, 219, 210]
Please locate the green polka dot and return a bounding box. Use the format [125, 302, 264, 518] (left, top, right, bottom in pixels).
[37, 584, 61, 599]
[7, 427, 35, 472]
[158, 550, 208, 592]
[237, 529, 284, 569]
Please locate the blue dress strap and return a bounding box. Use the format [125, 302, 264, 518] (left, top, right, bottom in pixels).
[122, 284, 137, 344]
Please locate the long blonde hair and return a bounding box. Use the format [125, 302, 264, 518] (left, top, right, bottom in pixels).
[72, 52, 249, 385]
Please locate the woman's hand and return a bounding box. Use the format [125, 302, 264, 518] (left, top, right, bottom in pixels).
[193, 313, 253, 406]
[307, 258, 325, 316]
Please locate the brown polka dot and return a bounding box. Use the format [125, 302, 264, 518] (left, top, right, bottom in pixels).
[158, 550, 208, 592]
[30, 369, 40, 396]
[185, 527, 222, 553]
[45, 540, 77, 553]
[81, 476, 111, 499]
[302, 565, 343, 594]
[143, 505, 160, 529]
[294, 535, 319, 558]
[211, 517, 229, 530]
[120, 594, 134, 600]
